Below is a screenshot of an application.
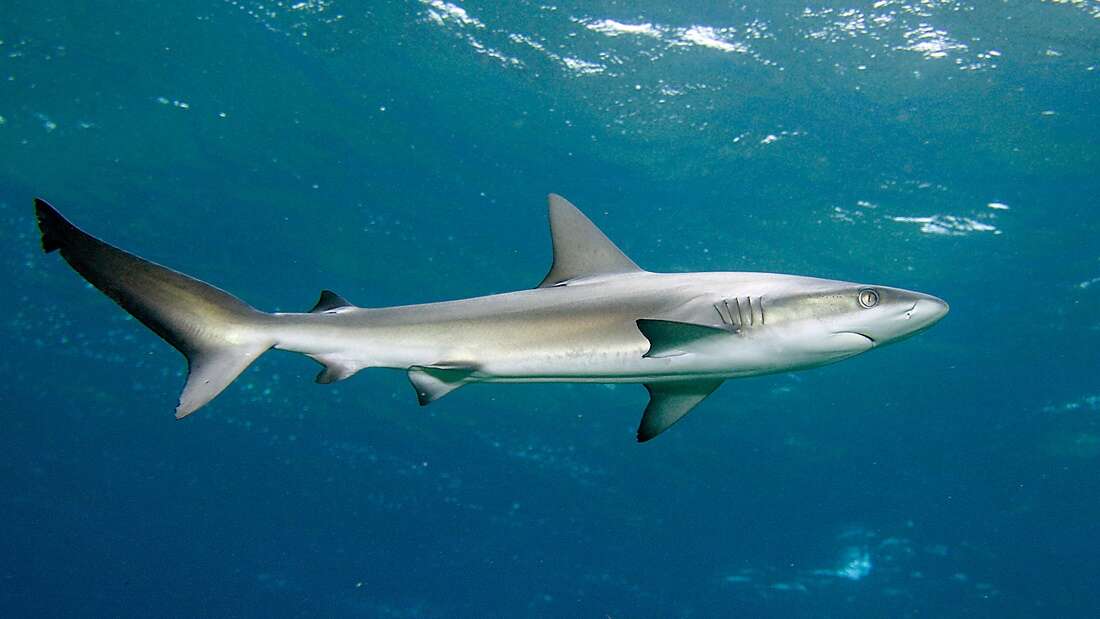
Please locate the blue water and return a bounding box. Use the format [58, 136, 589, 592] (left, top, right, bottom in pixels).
[3, 1, 1099, 616]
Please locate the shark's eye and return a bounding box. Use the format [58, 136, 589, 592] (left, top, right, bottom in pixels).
[858, 288, 879, 309]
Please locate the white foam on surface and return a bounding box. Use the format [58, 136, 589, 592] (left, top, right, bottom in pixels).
[583, 19, 662, 38]
[892, 214, 999, 236]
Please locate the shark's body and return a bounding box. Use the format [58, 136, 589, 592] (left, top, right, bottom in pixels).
[279, 272, 875, 385]
[35, 195, 948, 441]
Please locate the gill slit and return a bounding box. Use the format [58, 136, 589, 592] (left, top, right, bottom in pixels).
[723, 299, 736, 329]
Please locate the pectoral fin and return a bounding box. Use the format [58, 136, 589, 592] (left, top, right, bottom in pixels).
[408, 365, 477, 405]
[637, 380, 722, 442]
[636, 319, 730, 358]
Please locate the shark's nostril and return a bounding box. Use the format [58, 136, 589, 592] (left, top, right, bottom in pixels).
[903, 301, 918, 321]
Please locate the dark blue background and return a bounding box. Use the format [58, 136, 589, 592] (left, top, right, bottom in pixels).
[2, 1, 1098, 616]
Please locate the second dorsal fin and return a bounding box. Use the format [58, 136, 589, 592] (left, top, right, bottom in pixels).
[537, 194, 642, 288]
[310, 289, 353, 313]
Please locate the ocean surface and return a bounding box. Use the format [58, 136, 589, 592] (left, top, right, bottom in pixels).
[2, 1, 1099, 617]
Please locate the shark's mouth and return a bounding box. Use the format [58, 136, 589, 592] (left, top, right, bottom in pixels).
[838, 331, 876, 346]
[856, 332, 876, 344]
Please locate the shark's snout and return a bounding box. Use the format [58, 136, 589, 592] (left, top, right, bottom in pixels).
[912, 293, 949, 328]
[877, 291, 949, 344]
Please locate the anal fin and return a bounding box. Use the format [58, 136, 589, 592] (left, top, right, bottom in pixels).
[310, 355, 359, 384]
[408, 365, 477, 405]
[637, 379, 723, 442]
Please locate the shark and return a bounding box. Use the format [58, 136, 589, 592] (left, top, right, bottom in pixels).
[34, 194, 948, 442]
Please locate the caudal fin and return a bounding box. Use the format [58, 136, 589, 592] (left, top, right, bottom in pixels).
[35, 198, 274, 418]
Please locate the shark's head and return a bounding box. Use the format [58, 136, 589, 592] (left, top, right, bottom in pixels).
[829, 284, 949, 347]
[757, 280, 949, 367]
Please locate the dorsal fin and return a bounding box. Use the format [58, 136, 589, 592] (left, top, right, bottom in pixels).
[537, 194, 642, 288]
[310, 289, 353, 313]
